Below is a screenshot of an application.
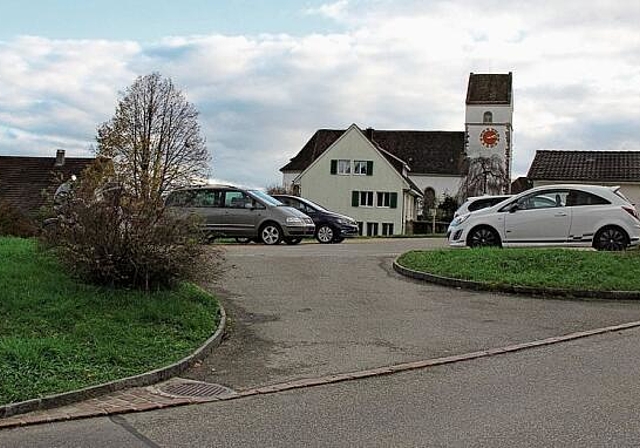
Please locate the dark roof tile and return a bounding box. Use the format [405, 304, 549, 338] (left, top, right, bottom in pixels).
[281, 128, 466, 176]
[466, 73, 512, 105]
[0, 155, 95, 216]
[527, 150, 640, 182]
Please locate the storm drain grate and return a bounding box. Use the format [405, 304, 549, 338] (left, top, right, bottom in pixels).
[156, 380, 236, 399]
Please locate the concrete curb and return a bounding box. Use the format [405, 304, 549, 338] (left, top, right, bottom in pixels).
[226, 319, 640, 400]
[393, 259, 640, 300]
[0, 304, 226, 420]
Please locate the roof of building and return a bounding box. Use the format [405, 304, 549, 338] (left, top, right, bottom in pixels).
[281, 128, 466, 177]
[466, 72, 512, 105]
[0, 152, 95, 216]
[527, 150, 640, 182]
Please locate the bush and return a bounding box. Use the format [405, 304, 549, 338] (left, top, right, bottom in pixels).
[41, 179, 220, 290]
[0, 200, 37, 237]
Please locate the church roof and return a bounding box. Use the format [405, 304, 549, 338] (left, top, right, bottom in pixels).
[527, 150, 640, 182]
[281, 128, 466, 177]
[466, 72, 512, 105]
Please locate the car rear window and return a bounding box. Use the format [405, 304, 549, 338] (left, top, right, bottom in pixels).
[566, 190, 610, 206]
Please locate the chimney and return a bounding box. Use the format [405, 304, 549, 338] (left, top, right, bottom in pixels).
[55, 149, 65, 167]
[365, 127, 374, 141]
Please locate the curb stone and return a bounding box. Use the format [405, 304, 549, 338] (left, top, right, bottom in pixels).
[0, 303, 226, 420]
[392, 259, 640, 300]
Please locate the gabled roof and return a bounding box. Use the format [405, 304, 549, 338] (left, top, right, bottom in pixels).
[0, 153, 95, 216]
[281, 128, 466, 176]
[527, 150, 640, 182]
[466, 72, 512, 105]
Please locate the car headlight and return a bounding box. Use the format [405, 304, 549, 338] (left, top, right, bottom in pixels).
[336, 218, 356, 225]
[286, 217, 304, 224]
[450, 213, 471, 227]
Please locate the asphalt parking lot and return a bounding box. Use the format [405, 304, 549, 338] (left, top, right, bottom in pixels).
[186, 238, 640, 390]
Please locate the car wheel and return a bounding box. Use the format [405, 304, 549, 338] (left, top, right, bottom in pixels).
[235, 237, 252, 244]
[594, 226, 628, 251]
[260, 223, 283, 245]
[316, 225, 335, 244]
[284, 237, 302, 245]
[468, 226, 501, 248]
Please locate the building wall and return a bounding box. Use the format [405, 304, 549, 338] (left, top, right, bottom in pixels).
[296, 127, 408, 235]
[409, 174, 464, 201]
[282, 171, 298, 190]
[465, 104, 513, 124]
[465, 103, 514, 191]
[532, 180, 640, 211]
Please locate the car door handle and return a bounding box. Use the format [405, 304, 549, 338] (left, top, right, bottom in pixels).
[554, 212, 567, 217]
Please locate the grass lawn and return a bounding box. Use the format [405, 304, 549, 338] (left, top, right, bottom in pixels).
[397, 247, 640, 292]
[0, 237, 220, 406]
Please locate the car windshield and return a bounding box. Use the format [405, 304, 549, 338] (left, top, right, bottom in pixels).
[248, 189, 283, 206]
[296, 197, 328, 211]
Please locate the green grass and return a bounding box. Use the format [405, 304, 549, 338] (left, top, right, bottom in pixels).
[0, 237, 220, 405]
[397, 247, 640, 292]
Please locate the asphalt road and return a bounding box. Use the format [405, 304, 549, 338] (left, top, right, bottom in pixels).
[186, 238, 640, 391]
[3, 238, 640, 446]
[4, 327, 640, 447]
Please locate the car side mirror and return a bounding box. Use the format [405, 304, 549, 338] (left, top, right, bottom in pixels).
[508, 203, 520, 213]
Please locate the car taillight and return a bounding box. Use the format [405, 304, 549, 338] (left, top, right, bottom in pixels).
[622, 206, 640, 221]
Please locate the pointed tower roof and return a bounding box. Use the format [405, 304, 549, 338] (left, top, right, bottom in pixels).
[466, 72, 512, 105]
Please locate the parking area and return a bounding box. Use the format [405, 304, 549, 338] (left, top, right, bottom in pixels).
[186, 238, 640, 390]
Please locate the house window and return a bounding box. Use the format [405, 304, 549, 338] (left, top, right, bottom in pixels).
[366, 222, 379, 236]
[360, 191, 374, 207]
[330, 159, 351, 175]
[338, 159, 351, 174]
[483, 111, 493, 123]
[377, 192, 391, 207]
[373, 192, 398, 208]
[354, 160, 373, 176]
[382, 223, 394, 236]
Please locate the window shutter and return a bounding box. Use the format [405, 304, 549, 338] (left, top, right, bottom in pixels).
[330, 159, 337, 175]
[352, 191, 360, 207]
[366, 161, 373, 176]
[390, 192, 398, 209]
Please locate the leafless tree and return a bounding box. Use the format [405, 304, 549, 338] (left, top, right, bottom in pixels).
[459, 155, 508, 199]
[96, 73, 210, 206]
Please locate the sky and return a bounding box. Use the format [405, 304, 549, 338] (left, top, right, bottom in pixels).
[1, 0, 639, 189]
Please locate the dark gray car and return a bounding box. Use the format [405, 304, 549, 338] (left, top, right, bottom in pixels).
[272, 194, 359, 243]
[165, 185, 315, 245]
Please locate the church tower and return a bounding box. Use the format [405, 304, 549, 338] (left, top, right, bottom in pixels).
[465, 72, 513, 192]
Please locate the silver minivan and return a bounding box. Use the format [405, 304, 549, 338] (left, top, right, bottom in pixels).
[165, 184, 315, 245]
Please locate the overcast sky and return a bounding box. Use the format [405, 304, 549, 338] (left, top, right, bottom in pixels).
[1, 0, 638, 188]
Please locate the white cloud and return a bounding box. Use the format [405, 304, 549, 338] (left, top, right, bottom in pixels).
[306, 0, 351, 21]
[1, 0, 640, 187]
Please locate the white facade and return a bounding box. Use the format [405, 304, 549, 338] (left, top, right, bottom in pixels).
[292, 125, 419, 235]
[409, 174, 464, 202]
[465, 94, 514, 192]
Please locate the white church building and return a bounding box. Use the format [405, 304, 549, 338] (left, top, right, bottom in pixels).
[279, 72, 514, 236]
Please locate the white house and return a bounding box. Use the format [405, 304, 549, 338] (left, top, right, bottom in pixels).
[281, 124, 423, 235]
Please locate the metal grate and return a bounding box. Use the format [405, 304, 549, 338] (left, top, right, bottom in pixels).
[158, 380, 236, 398]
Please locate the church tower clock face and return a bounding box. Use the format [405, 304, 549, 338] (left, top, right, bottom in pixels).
[480, 128, 500, 148]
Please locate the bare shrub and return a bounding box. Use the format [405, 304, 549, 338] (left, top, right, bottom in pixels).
[0, 200, 37, 237]
[41, 166, 221, 290]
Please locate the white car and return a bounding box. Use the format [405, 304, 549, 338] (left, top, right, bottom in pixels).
[447, 194, 512, 237]
[453, 195, 513, 219]
[448, 184, 640, 251]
